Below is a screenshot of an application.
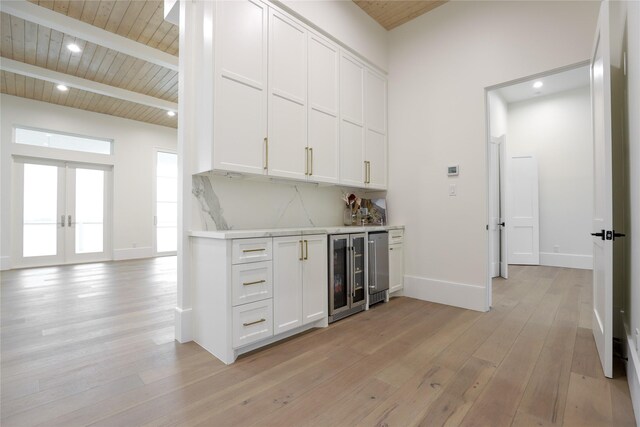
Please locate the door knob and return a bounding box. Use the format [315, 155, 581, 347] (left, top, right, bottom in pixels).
[613, 231, 626, 241]
[591, 230, 605, 240]
[499, 222, 505, 227]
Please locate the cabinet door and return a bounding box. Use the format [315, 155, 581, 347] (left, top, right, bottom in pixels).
[365, 130, 387, 189]
[213, 0, 268, 175]
[308, 33, 339, 184]
[365, 69, 387, 189]
[339, 53, 365, 187]
[273, 236, 303, 334]
[302, 235, 328, 324]
[268, 10, 307, 180]
[389, 243, 404, 293]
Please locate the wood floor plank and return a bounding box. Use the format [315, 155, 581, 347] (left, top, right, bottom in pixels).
[0, 260, 634, 427]
[563, 372, 613, 426]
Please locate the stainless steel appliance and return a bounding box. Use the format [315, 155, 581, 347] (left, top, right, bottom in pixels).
[329, 234, 366, 323]
[368, 232, 389, 306]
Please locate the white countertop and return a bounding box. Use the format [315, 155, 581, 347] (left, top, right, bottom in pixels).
[189, 224, 404, 240]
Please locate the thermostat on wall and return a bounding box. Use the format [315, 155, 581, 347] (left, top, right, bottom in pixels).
[447, 165, 459, 176]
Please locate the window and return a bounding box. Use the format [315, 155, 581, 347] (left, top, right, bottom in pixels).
[156, 151, 178, 253]
[15, 127, 113, 155]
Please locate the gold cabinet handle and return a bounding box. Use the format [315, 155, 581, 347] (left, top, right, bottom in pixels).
[299, 240, 304, 261]
[304, 240, 308, 260]
[364, 161, 367, 184]
[243, 248, 265, 253]
[243, 318, 266, 327]
[309, 148, 313, 176]
[368, 161, 371, 184]
[264, 137, 268, 170]
[243, 280, 266, 286]
[305, 147, 309, 175]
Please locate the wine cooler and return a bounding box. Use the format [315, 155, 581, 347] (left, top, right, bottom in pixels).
[329, 234, 367, 323]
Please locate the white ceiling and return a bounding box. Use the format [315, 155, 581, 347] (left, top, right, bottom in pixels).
[496, 65, 590, 104]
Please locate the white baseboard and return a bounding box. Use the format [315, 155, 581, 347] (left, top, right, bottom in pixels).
[404, 275, 488, 312]
[113, 246, 154, 261]
[625, 324, 640, 426]
[175, 307, 192, 343]
[539, 252, 593, 270]
[0, 256, 10, 271]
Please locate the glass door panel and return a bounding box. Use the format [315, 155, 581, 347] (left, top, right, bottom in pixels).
[155, 151, 177, 254]
[330, 236, 349, 314]
[16, 160, 110, 267]
[22, 163, 62, 259]
[74, 168, 104, 254]
[351, 234, 366, 307]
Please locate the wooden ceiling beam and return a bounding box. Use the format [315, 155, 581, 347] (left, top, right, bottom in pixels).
[0, 58, 178, 111]
[1, 0, 179, 71]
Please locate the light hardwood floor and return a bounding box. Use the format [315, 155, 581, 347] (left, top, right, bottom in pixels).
[1, 258, 636, 426]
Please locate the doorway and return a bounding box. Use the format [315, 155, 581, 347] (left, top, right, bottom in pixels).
[154, 150, 178, 255]
[14, 158, 113, 267]
[485, 62, 592, 307]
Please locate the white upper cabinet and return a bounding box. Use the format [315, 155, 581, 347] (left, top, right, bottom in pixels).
[212, 0, 268, 175]
[195, 0, 387, 189]
[307, 32, 339, 184]
[267, 10, 308, 180]
[364, 69, 387, 189]
[339, 52, 366, 187]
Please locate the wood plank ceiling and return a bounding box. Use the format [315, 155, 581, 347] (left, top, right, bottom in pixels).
[353, 0, 448, 30]
[0, 0, 178, 128]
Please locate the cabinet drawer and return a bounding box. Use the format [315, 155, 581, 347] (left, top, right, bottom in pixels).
[389, 229, 404, 243]
[233, 300, 273, 348]
[232, 261, 272, 306]
[232, 238, 273, 264]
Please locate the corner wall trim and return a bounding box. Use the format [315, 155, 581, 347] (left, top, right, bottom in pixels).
[625, 324, 640, 426]
[0, 256, 10, 271]
[113, 247, 154, 261]
[403, 275, 488, 312]
[175, 307, 193, 343]
[539, 252, 593, 270]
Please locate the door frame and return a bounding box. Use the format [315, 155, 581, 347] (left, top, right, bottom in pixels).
[12, 156, 113, 268]
[153, 148, 178, 256]
[483, 60, 590, 311]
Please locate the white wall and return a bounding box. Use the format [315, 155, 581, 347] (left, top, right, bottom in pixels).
[279, 0, 388, 71]
[507, 86, 593, 269]
[0, 95, 177, 269]
[387, 0, 600, 311]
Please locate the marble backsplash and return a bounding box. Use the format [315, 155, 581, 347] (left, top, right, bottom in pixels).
[192, 172, 369, 231]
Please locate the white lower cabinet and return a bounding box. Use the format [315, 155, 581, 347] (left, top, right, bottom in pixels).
[389, 242, 404, 293]
[273, 234, 328, 334]
[192, 233, 328, 365]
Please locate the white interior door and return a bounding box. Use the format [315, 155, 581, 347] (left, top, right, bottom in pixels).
[590, 0, 613, 379]
[507, 155, 540, 265]
[489, 138, 501, 278]
[16, 159, 111, 267]
[499, 138, 508, 278]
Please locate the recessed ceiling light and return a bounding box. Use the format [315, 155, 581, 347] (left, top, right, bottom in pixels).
[67, 43, 82, 53]
[167, 111, 176, 117]
[56, 84, 69, 92]
[533, 81, 543, 89]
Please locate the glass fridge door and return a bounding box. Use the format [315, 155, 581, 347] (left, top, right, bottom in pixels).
[350, 234, 366, 307]
[330, 235, 349, 315]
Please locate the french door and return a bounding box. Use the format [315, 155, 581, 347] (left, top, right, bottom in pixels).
[15, 158, 112, 267]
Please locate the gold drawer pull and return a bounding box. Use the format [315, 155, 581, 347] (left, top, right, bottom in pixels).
[243, 280, 266, 286]
[243, 318, 266, 327]
[243, 248, 266, 253]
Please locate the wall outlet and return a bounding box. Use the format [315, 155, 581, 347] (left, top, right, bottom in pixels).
[132, 243, 137, 248]
[449, 184, 456, 196]
[553, 245, 559, 253]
